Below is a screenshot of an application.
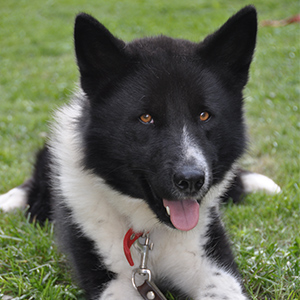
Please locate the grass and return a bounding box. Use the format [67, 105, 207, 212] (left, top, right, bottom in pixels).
[0, 212, 84, 299]
[0, 0, 299, 299]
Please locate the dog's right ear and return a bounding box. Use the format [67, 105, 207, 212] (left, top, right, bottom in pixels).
[74, 13, 128, 94]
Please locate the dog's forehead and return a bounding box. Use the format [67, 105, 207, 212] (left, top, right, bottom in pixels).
[107, 36, 227, 118]
[111, 56, 218, 120]
[131, 58, 212, 107]
[126, 35, 198, 59]
[125, 39, 205, 93]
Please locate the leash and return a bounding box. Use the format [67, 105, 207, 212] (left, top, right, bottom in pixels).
[123, 229, 167, 300]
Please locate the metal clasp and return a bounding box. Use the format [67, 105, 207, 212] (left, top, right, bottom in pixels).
[131, 233, 167, 300]
[131, 233, 154, 290]
[132, 268, 152, 290]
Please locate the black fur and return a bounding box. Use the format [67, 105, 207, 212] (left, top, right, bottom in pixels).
[55, 205, 116, 299]
[26, 146, 53, 223]
[204, 207, 239, 274]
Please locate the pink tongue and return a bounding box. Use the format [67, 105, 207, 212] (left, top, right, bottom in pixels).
[163, 199, 199, 231]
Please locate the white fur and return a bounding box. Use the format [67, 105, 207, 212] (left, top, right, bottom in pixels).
[0, 187, 27, 211]
[180, 125, 210, 194]
[47, 95, 248, 299]
[241, 172, 281, 194]
[181, 125, 209, 174]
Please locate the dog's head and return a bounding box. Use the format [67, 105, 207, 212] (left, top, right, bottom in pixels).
[75, 7, 257, 231]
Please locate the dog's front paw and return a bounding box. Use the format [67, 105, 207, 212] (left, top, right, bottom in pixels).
[197, 288, 248, 300]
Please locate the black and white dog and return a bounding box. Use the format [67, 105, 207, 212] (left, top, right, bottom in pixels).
[0, 6, 280, 300]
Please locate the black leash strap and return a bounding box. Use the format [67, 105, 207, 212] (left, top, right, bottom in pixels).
[137, 280, 167, 300]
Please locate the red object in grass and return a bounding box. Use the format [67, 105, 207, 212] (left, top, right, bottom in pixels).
[261, 14, 300, 27]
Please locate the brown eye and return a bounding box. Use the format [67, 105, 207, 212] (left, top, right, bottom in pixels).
[139, 114, 153, 124]
[199, 111, 210, 122]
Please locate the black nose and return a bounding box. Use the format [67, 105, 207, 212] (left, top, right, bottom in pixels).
[173, 168, 205, 194]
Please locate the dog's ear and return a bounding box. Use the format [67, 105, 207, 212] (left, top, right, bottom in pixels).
[74, 13, 128, 94]
[198, 6, 257, 88]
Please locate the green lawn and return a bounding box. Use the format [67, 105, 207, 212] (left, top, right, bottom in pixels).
[0, 1, 299, 299]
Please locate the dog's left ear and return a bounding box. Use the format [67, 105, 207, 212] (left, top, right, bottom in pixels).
[198, 6, 257, 88]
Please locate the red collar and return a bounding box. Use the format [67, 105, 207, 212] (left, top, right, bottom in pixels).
[123, 228, 143, 266]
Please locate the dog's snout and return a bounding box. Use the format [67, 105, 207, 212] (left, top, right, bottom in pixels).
[174, 168, 205, 194]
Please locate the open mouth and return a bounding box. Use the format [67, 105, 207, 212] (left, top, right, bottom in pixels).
[140, 176, 204, 231]
[163, 198, 200, 231]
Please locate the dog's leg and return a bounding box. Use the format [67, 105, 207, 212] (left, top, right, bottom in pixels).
[194, 267, 248, 300]
[223, 169, 281, 203]
[55, 208, 140, 299]
[0, 179, 30, 211]
[0, 146, 53, 223]
[239, 170, 281, 194]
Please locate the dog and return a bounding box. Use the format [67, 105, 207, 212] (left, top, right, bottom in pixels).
[0, 6, 281, 300]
